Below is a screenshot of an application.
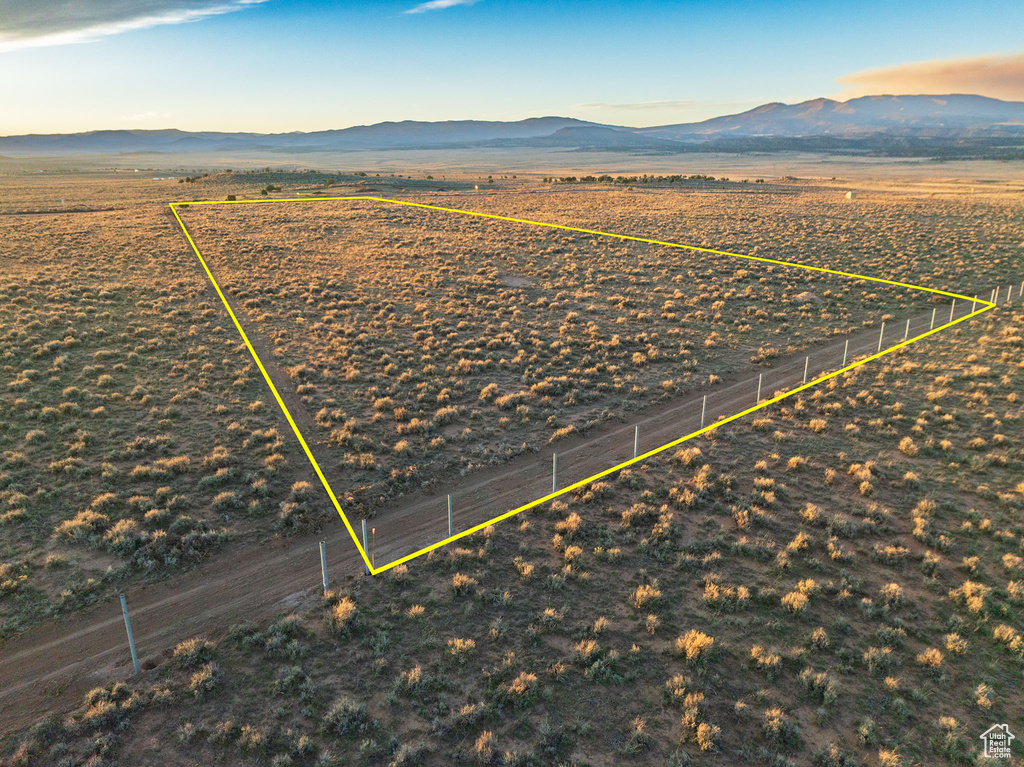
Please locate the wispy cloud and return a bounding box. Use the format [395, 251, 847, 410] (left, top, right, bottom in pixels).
[121, 111, 171, 122]
[836, 53, 1024, 102]
[0, 0, 270, 53]
[405, 0, 480, 15]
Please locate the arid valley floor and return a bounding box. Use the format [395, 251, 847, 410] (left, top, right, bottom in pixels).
[1, 161, 1023, 766]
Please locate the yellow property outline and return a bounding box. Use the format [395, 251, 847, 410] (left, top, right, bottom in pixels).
[169, 195, 995, 575]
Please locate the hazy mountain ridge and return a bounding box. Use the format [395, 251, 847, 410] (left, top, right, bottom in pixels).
[640, 94, 1024, 140]
[2, 95, 1022, 157]
[0, 117, 610, 155]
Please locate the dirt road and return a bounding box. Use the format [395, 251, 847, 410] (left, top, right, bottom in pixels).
[0, 290, 1008, 736]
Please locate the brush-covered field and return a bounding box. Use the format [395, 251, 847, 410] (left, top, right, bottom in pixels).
[8, 294, 1023, 767]
[1, 168, 1022, 765]
[175, 194, 939, 521]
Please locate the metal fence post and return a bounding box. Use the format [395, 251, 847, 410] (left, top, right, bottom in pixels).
[904, 318, 910, 340]
[877, 322, 884, 353]
[319, 541, 329, 594]
[120, 594, 140, 675]
[949, 300, 955, 322]
[930, 307, 936, 330]
[803, 356, 809, 384]
[361, 519, 370, 575]
[756, 373, 762, 403]
[633, 425, 638, 459]
[447, 494, 453, 538]
[843, 339, 849, 367]
[700, 394, 706, 428]
[552, 453, 557, 493]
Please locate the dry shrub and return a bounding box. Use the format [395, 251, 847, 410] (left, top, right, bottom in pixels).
[993, 624, 1024, 654]
[702, 581, 750, 610]
[782, 591, 809, 613]
[675, 630, 714, 663]
[330, 597, 357, 634]
[944, 633, 968, 655]
[447, 637, 476, 658]
[451, 573, 478, 595]
[674, 446, 702, 466]
[750, 645, 781, 676]
[898, 436, 918, 456]
[949, 580, 990, 613]
[172, 637, 212, 670]
[554, 512, 583, 537]
[513, 557, 534, 579]
[631, 581, 661, 609]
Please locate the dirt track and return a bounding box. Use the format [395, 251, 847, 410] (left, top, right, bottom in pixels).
[0, 290, 1008, 736]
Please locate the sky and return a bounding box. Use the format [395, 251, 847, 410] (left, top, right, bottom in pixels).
[1, 0, 1023, 135]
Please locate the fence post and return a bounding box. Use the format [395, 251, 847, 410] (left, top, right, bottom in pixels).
[930, 307, 936, 330]
[120, 594, 140, 675]
[552, 453, 557, 493]
[972, 295, 977, 312]
[995, 286, 1000, 304]
[700, 394, 706, 428]
[447, 494, 453, 538]
[803, 356, 809, 384]
[877, 322, 885, 353]
[949, 300, 955, 322]
[361, 519, 369, 575]
[843, 339, 849, 367]
[756, 373, 762, 404]
[319, 541, 329, 595]
[633, 425, 639, 459]
[904, 318, 910, 340]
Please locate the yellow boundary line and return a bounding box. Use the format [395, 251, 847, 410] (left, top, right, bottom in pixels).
[169, 195, 995, 574]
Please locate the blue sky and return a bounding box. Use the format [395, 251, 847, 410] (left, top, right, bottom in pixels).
[1, 0, 1022, 134]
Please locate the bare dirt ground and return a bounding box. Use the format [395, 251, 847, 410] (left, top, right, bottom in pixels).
[0, 287, 1004, 734]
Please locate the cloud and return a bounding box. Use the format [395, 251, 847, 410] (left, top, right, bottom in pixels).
[405, 0, 480, 14]
[836, 53, 1024, 102]
[0, 0, 270, 52]
[121, 111, 171, 121]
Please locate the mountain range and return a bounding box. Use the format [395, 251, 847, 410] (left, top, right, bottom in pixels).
[2, 95, 1022, 158]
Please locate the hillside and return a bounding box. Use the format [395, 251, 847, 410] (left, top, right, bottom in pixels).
[2, 95, 1023, 159]
[641, 94, 1024, 140]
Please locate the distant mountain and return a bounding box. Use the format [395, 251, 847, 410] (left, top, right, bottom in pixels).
[480, 126, 684, 151]
[2, 96, 1022, 157]
[639, 94, 1024, 140]
[0, 117, 612, 156]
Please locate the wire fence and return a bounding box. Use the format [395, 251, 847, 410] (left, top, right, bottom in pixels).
[367, 283, 1021, 569]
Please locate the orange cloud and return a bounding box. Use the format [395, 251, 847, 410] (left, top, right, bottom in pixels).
[837, 54, 1024, 102]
